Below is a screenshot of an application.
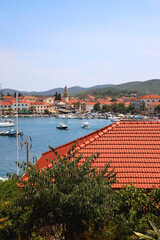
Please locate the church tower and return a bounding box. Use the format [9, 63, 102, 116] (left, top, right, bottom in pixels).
[63, 85, 69, 103]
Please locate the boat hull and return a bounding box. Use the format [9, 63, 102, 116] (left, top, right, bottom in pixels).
[56, 126, 68, 130]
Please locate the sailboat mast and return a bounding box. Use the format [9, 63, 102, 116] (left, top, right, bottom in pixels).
[16, 92, 19, 175]
[0, 83, 2, 118]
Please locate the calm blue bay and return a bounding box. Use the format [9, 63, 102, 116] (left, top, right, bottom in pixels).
[0, 118, 111, 177]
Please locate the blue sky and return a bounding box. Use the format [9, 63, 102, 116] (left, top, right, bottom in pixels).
[0, 0, 160, 91]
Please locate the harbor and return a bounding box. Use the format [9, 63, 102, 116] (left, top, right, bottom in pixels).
[0, 117, 112, 178]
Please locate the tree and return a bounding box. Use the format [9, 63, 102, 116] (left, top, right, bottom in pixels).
[102, 104, 112, 113]
[111, 103, 118, 113]
[140, 102, 148, 114]
[93, 103, 101, 112]
[6, 144, 116, 239]
[117, 103, 126, 114]
[1, 108, 5, 115]
[29, 106, 36, 114]
[44, 109, 50, 114]
[55, 92, 58, 100]
[111, 97, 117, 102]
[126, 104, 135, 114]
[154, 105, 160, 115]
[7, 108, 13, 114]
[58, 93, 61, 100]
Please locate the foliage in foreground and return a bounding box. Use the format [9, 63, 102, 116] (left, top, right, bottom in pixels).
[1, 144, 160, 239]
[134, 220, 160, 240]
[0, 144, 116, 239]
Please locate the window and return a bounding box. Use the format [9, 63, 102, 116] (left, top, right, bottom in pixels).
[147, 100, 149, 102]
[152, 100, 154, 102]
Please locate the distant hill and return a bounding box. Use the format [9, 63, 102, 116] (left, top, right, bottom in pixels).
[74, 79, 160, 97]
[2, 80, 160, 97]
[111, 79, 160, 93]
[1, 84, 113, 96]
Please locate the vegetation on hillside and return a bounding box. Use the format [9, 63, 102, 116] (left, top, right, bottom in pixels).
[74, 88, 138, 98]
[73, 79, 160, 98]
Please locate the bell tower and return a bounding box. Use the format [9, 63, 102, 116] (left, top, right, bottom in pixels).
[63, 85, 69, 103]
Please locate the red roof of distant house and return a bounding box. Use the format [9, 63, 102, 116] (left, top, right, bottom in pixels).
[84, 102, 96, 105]
[23, 121, 160, 189]
[3, 96, 13, 100]
[68, 99, 78, 104]
[12, 100, 30, 104]
[1, 101, 12, 105]
[31, 102, 47, 106]
[124, 101, 130, 106]
[130, 98, 137, 102]
[139, 94, 160, 99]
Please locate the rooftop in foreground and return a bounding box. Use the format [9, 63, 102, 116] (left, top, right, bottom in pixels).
[23, 121, 160, 189]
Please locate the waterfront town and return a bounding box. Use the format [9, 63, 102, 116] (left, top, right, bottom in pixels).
[1, 85, 160, 117]
[1, 0, 160, 238]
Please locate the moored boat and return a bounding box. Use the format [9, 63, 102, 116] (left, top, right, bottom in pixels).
[0, 119, 15, 128]
[0, 129, 23, 136]
[56, 123, 69, 130]
[82, 122, 90, 129]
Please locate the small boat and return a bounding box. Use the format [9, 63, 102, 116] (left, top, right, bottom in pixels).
[82, 122, 90, 129]
[0, 119, 15, 128]
[110, 117, 120, 122]
[0, 129, 23, 137]
[56, 123, 69, 130]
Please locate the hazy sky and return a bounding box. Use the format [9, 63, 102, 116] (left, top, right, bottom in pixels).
[0, 0, 160, 91]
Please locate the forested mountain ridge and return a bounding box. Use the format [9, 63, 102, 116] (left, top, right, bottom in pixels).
[2, 79, 160, 96]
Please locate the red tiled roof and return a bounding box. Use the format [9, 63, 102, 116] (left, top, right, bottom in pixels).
[140, 94, 160, 99]
[84, 102, 96, 105]
[23, 121, 160, 189]
[124, 101, 130, 106]
[31, 102, 47, 106]
[0, 101, 12, 105]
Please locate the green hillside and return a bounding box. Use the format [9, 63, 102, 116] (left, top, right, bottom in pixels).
[74, 79, 160, 97]
[114, 79, 160, 93]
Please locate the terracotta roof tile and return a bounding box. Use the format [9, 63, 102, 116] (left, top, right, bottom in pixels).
[23, 121, 160, 189]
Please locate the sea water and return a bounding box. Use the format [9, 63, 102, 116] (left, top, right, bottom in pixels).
[0, 117, 111, 177]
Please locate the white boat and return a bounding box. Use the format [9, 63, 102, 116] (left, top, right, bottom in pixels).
[82, 122, 90, 129]
[0, 119, 15, 128]
[110, 117, 120, 122]
[56, 123, 69, 130]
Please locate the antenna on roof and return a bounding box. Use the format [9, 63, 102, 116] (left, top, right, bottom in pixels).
[20, 135, 32, 166]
